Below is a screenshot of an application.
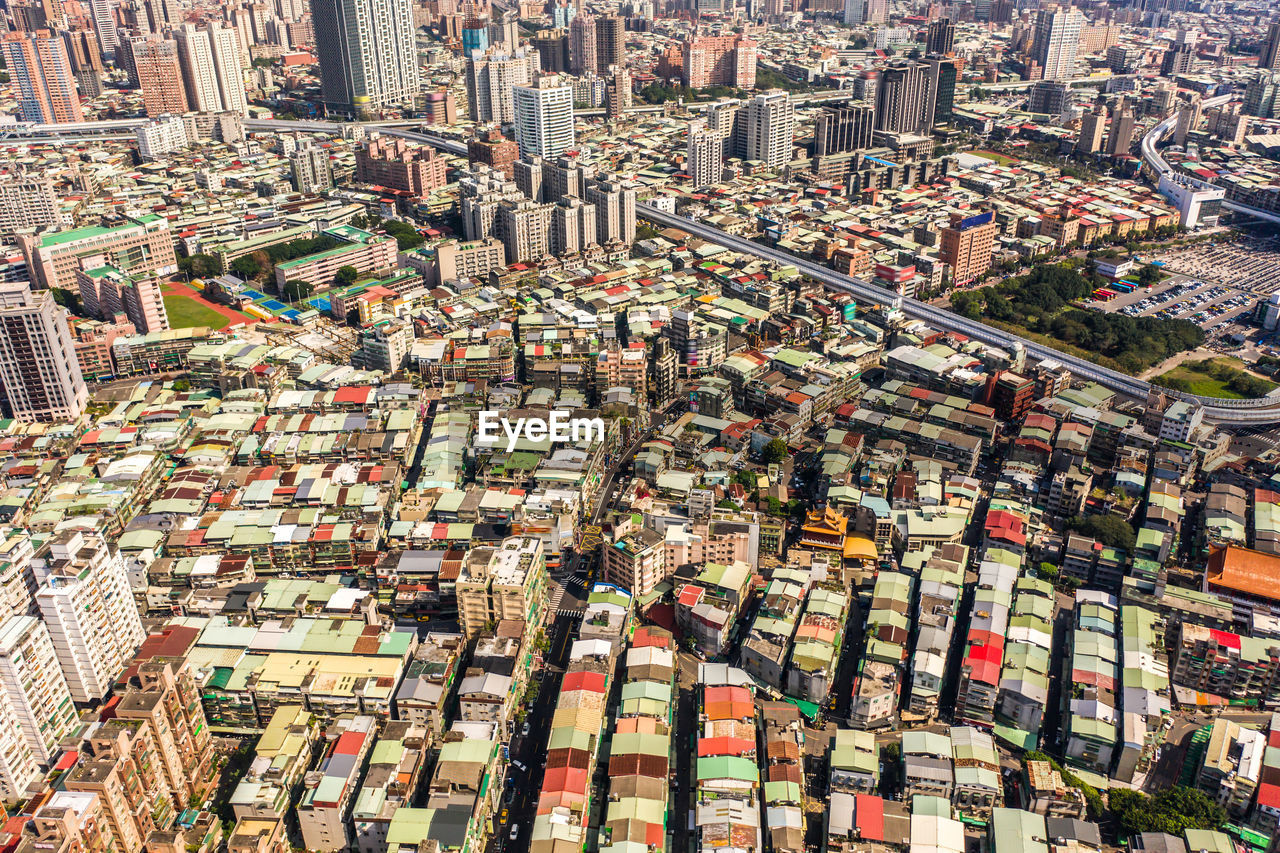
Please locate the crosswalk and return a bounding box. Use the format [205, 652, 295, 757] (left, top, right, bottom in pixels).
[546, 584, 587, 619]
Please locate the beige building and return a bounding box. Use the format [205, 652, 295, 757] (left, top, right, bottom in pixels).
[603, 526, 665, 597]
[19, 214, 178, 293]
[456, 536, 548, 638]
[0, 615, 78, 765]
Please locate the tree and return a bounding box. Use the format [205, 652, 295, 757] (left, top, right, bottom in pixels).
[171, 379, 191, 392]
[761, 438, 789, 464]
[335, 265, 360, 286]
[282, 279, 314, 302]
[1137, 264, 1162, 287]
[1068, 514, 1136, 551]
[1038, 561, 1059, 582]
[1109, 787, 1225, 836]
[179, 253, 220, 279]
[380, 219, 425, 251]
[230, 254, 262, 281]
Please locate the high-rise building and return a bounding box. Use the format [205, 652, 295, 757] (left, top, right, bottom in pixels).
[0, 173, 63, 238]
[531, 28, 570, 73]
[1160, 41, 1195, 77]
[1077, 104, 1106, 154]
[569, 14, 596, 75]
[0, 616, 77, 765]
[682, 34, 757, 89]
[1031, 8, 1083, 81]
[744, 91, 794, 171]
[88, 0, 118, 58]
[596, 14, 624, 69]
[498, 199, 553, 263]
[0, 687, 40, 800]
[466, 46, 539, 124]
[687, 121, 723, 186]
[875, 61, 927, 134]
[468, 126, 520, 177]
[1174, 95, 1202, 146]
[585, 178, 636, 246]
[1244, 70, 1280, 119]
[1262, 18, 1280, 72]
[1106, 102, 1135, 155]
[814, 102, 874, 157]
[290, 141, 334, 193]
[356, 135, 449, 197]
[488, 11, 519, 49]
[605, 65, 630, 120]
[843, 0, 885, 24]
[924, 57, 957, 126]
[33, 530, 145, 702]
[1027, 80, 1069, 115]
[926, 17, 955, 55]
[312, 0, 419, 116]
[939, 209, 997, 286]
[76, 266, 170, 333]
[129, 36, 189, 116]
[0, 284, 87, 422]
[61, 29, 103, 99]
[2, 30, 83, 124]
[513, 76, 575, 159]
[551, 195, 596, 255]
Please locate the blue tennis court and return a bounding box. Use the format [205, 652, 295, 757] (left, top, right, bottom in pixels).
[258, 299, 288, 312]
[308, 297, 331, 312]
[241, 288, 268, 301]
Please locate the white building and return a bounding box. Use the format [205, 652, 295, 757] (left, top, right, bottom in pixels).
[466, 46, 539, 124]
[1031, 8, 1084, 81]
[1157, 172, 1226, 229]
[687, 121, 723, 187]
[1158, 400, 1204, 443]
[33, 530, 145, 703]
[312, 0, 419, 116]
[0, 174, 64, 238]
[0, 615, 77, 764]
[745, 91, 795, 171]
[0, 284, 88, 423]
[0, 687, 39, 800]
[137, 114, 190, 161]
[175, 24, 245, 113]
[513, 77, 575, 159]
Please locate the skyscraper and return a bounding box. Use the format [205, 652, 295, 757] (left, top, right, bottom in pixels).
[175, 24, 246, 114]
[926, 17, 955, 55]
[1077, 104, 1106, 154]
[569, 14, 597, 75]
[1160, 41, 1195, 77]
[513, 76, 575, 159]
[2, 30, 83, 124]
[687, 121, 723, 186]
[312, 0, 419, 117]
[466, 46, 539, 124]
[0, 283, 87, 423]
[551, 196, 596, 255]
[61, 29, 103, 100]
[1244, 70, 1280, 119]
[531, 28, 570, 73]
[129, 36, 189, 116]
[745, 91, 795, 171]
[1031, 8, 1084, 81]
[814, 102, 874, 157]
[33, 530, 145, 703]
[0, 173, 62, 238]
[924, 57, 957, 127]
[88, 0, 118, 59]
[596, 14, 624, 69]
[1173, 96, 1202, 146]
[875, 61, 928, 134]
[1262, 18, 1280, 72]
[0, 688, 39, 800]
[605, 64, 630, 119]
[290, 141, 334, 193]
[682, 34, 757, 89]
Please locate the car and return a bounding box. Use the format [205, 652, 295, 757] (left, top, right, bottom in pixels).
[522, 721, 531, 737]
[510, 826, 520, 841]
[512, 759, 527, 773]
[500, 808, 509, 823]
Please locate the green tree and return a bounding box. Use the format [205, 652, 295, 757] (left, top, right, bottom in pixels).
[179, 253, 220, 279]
[282, 279, 314, 302]
[1137, 264, 1162, 287]
[1068, 514, 1136, 551]
[230, 255, 262, 281]
[380, 219, 425, 251]
[761, 438, 789, 464]
[335, 265, 360, 286]
[171, 379, 191, 392]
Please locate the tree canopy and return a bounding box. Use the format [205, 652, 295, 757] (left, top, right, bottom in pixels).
[1109, 787, 1226, 837]
[1068, 514, 1136, 551]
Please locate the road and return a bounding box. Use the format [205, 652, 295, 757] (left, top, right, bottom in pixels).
[634, 203, 1280, 426]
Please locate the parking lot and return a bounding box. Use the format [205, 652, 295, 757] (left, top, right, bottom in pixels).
[1155, 237, 1280, 296]
[1086, 276, 1256, 342]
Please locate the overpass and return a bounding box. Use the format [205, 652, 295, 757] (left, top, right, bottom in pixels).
[635, 202, 1280, 427]
[1140, 93, 1280, 226]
